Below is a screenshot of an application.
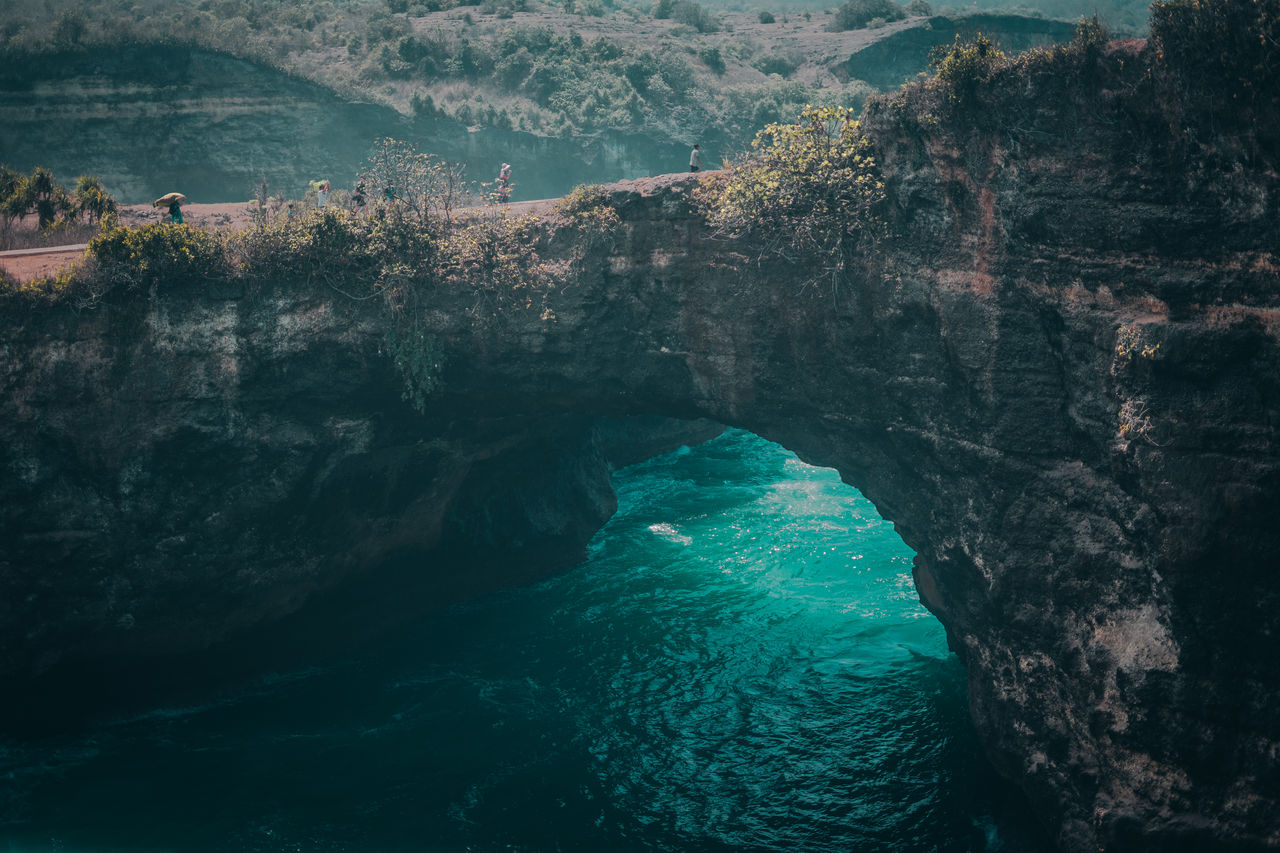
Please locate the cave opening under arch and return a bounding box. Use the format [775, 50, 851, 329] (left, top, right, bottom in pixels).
[0, 427, 1053, 853]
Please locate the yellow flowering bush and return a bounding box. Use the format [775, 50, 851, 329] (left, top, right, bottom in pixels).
[694, 105, 885, 283]
[89, 221, 230, 291]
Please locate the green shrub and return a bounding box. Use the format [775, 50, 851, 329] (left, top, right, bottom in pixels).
[385, 323, 445, 413]
[51, 10, 87, 46]
[88, 221, 229, 291]
[235, 209, 371, 284]
[930, 33, 1004, 107]
[753, 53, 797, 77]
[758, 10, 776, 23]
[653, 0, 718, 32]
[694, 104, 885, 286]
[827, 0, 905, 31]
[0, 264, 88, 305]
[555, 184, 622, 233]
[698, 45, 725, 75]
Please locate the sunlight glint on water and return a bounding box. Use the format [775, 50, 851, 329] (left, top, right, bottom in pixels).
[0, 429, 1049, 852]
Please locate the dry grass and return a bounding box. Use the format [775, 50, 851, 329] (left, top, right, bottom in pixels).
[0, 220, 103, 252]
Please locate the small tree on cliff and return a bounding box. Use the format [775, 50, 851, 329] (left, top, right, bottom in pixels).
[363, 137, 469, 226]
[2, 166, 76, 231]
[693, 104, 885, 290]
[930, 32, 1004, 108]
[74, 175, 117, 224]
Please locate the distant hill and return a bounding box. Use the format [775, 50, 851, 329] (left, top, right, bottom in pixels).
[0, 10, 1082, 202]
[0, 44, 714, 203]
[0, 0, 1090, 147]
[841, 13, 1078, 89]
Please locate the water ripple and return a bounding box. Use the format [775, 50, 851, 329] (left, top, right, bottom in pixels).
[0, 430, 1049, 853]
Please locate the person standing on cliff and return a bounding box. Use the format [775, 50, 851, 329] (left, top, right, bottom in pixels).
[168, 198, 184, 225]
[689, 143, 703, 173]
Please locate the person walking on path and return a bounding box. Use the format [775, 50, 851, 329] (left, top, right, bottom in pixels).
[153, 192, 186, 224]
[689, 143, 703, 173]
[497, 162, 512, 202]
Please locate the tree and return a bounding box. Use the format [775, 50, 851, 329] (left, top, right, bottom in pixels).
[0, 165, 21, 232]
[694, 105, 885, 286]
[826, 0, 905, 31]
[653, 0, 717, 31]
[2, 167, 76, 231]
[75, 175, 118, 224]
[51, 10, 88, 46]
[363, 138, 469, 224]
[930, 33, 1004, 107]
[698, 45, 725, 75]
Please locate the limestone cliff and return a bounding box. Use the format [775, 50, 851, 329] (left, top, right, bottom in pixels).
[0, 283, 720, 722]
[3, 37, 1280, 853]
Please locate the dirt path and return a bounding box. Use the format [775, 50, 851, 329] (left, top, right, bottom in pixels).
[1, 202, 259, 283]
[0, 173, 705, 284]
[0, 244, 90, 282]
[1, 198, 564, 284]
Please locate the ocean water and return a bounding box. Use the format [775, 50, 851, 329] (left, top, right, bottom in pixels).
[0, 429, 1050, 853]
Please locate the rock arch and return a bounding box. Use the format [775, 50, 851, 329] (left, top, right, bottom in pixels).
[2, 172, 1277, 852]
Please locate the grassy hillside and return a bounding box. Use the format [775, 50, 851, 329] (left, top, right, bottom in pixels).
[0, 0, 1097, 149]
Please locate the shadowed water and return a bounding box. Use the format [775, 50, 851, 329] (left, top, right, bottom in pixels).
[0, 429, 1050, 852]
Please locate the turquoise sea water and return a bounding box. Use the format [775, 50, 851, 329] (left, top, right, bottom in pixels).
[0, 429, 1050, 852]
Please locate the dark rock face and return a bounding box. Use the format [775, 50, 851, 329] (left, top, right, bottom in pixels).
[0, 282, 718, 725]
[3, 98, 1279, 853]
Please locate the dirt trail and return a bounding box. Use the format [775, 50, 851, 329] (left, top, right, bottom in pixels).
[1, 198, 560, 283]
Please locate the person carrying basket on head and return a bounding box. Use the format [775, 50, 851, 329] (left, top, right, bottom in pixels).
[497, 162, 512, 203]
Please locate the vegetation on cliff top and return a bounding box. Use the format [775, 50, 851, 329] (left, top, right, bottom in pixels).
[1, 166, 118, 250]
[0, 137, 624, 409]
[694, 104, 885, 288]
[7, 0, 1276, 304]
[692, 0, 1279, 280]
[863, 0, 1280, 210]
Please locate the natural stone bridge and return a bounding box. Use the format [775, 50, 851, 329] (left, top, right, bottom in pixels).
[4, 139, 1279, 852]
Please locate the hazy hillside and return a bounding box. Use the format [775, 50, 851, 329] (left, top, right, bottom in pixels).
[0, 0, 1086, 202]
[0, 0, 1104, 144]
[0, 44, 702, 203]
